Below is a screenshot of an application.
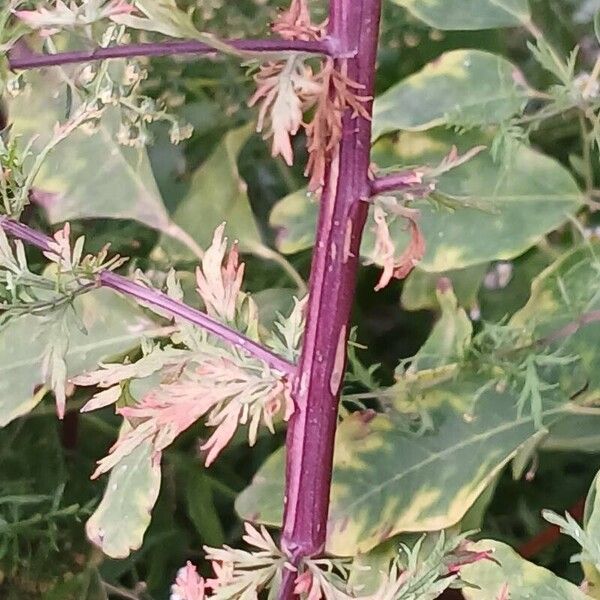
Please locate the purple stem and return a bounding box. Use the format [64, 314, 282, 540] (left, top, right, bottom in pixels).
[8, 37, 337, 70]
[369, 169, 425, 197]
[0, 217, 294, 376]
[279, 0, 382, 595]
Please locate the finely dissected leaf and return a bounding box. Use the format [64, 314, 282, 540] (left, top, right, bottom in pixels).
[460, 540, 591, 599]
[154, 125, 263, 262]
[373, 50, 529, 138]
[236, 378, 574, 555]
[390, 0, 531, 30]
[111, 0, 201, 39]
[111, 0, 239, 55]
[8, 68, 175, 233]
[86, 438, 161, 559]
[271, 132, 583, 272]
[0, 289, 154, 426]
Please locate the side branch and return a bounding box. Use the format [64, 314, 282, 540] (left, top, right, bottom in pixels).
[369, 169, 425, 198]
[0, 218, 295, 376]
[9, 38, 337, 70]
[538, 310, 600, 346]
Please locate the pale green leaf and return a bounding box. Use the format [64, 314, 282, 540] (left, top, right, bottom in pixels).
[153, 124, 263, 262]
[270, 189, 319, 255]
[7, 68, 194, 246]
[86, 439, 161, 559]
[373, 50, 529, 138]
[461, 540, 592, 599]
[391, 0, 531, 30]
[0, 289, 155, 426]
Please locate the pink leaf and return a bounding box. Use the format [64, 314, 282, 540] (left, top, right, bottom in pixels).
[171, 562, 206, 600]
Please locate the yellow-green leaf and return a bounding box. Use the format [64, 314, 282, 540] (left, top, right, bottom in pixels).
[271, 132, 583, 272]
[236, 378, 570, 555]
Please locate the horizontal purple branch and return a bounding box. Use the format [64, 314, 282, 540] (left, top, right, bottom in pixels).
[9, 37, 336, 70]
[0, 217, 295, 376]
[369, 169, 426, 198]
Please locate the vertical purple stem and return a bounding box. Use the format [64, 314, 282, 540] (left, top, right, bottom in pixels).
[279, 0, 382, 594]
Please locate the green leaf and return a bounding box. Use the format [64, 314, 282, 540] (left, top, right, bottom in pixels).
[236, 378, 571, 555]
[86, 438, 161, 559]
[373, 50, 529, 138]
[153, 124, 263, 262]
[542, 414, 600, 452]
[377, 132, 583, 271]
[185, 469, 225, 546]
[271, 132, 583, 272]
[253, 288, 296, 331]
[0, 289, 155, 426]
[408, 281, 472, 372]
[391, 0, 531, 30]
[461, 540, 592, 599]
[270, 189, 319, 255]
[510, 244, 600, 401]
[502, 244, 600, 454]
[7, 69, 178, 235]
[401, 264, 487, 311]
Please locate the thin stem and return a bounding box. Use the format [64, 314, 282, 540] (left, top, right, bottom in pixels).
[102, 582, 141, 600]
[369, 169, 424, 198]
[9, 38, 337, 71]
[0, 217, 295, 376]
[279, 0, 382, 596]
[537, 309, 600, 347]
